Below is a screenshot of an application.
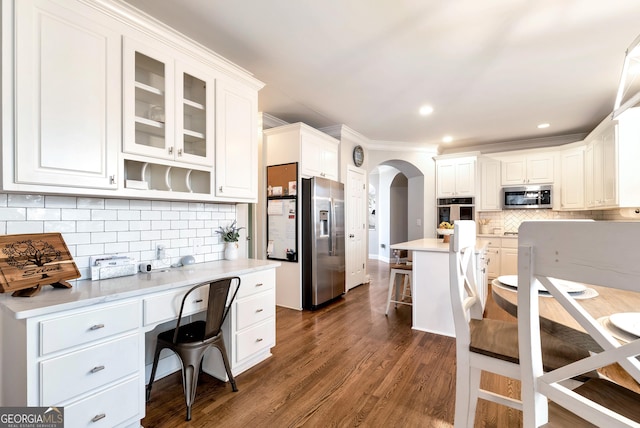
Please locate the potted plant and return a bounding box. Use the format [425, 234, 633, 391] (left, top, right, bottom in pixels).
[216, 221, 245, 260]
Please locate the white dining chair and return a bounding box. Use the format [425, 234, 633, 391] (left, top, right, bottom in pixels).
[518, 220, 640, 427]
[385, 250, 412, 315]
[449, 220, 594, 428]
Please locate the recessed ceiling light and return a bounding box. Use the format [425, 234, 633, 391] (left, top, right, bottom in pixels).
[537, 123, 550, 129]
[419, 105, 434, 116]
[442, 135, 453, 143]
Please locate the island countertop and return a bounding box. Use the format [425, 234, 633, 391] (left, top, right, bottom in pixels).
[0, 258, 280, 319]
[391, 238, 487, 253]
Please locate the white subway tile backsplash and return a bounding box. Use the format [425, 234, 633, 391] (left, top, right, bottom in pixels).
[105, 199, 130, 209]
[0, 208, 26, 221]
[45, 196, 77, 208]
[118, 210, 140, 221]
[141, 210, 161, 221]
[75, 243, 104, 256]
[104, 221, 129, 232]
[128, 221, 150, 231]
[0, 193, 235, 281]
[44, 221, 76, 233]
[27, 208, 61, 221]
[61, 208, 91, 221]
[77, 221, 104, 233]
[8, 194, 44, 207]
[63, 232, 91, 245]
[7, 221, 43, 234]
[91, 231, 118, 244]
[91, 210, 118, 221]
[77, 197, 104, 209]
[161, 211, 180, 220]
[118, 231, 141, 242]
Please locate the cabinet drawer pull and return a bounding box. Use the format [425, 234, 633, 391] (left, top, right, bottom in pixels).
[89, 324, 105, 330]
[255, 283, 264, 287]
[91, 413, 106, 423]
[178, 148, 183, 156]
[255, 308, 264, 313]
[256, 338, 263, 342]
[194, 299, 203, 303]
[168, 146, 174, 155]
[90, 365, 105, 373]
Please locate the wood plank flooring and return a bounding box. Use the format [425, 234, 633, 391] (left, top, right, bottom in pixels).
[142, 259, 522, 427]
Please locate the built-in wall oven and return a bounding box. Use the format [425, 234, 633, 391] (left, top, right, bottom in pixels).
[437, 197, 475, 226]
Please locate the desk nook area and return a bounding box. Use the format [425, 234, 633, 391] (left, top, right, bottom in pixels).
[0, 259, 279, 427]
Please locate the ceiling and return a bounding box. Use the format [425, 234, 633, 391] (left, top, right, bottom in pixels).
[123, 0, 640, 152]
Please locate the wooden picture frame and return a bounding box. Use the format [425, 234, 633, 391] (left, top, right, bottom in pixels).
[0, 233, 80, 297]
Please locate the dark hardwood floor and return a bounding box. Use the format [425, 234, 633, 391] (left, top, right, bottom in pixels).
[142, 259, 522, 427]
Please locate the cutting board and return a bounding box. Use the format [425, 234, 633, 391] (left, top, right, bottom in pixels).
[0, 233, 80, 297]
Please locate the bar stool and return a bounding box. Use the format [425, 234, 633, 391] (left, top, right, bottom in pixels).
[385, 250, 412, 315]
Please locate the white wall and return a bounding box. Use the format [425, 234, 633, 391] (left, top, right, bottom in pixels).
[0, 193, 238, 280]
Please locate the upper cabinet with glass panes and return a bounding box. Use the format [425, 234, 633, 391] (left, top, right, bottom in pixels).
[123, 37, 214, 167]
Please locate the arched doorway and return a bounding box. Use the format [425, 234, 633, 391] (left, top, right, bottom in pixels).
[368, 160, 425, 262]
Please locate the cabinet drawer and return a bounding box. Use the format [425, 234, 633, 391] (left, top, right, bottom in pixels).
[236, 292, 275, 330]
[501, 238, 518, 249]
[40, 301, 139, 355]
[236, 318, 275, 362]
[41, 334, 139, 404]
[64, 377, 140, 428]
[143, 285, 208, 326]
[237, 270, 275, 299]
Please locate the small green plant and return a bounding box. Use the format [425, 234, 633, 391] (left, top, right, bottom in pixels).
[216, 220, 245, 242]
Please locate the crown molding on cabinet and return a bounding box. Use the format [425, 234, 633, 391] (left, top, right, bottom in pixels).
[261, 112, 289, 129]
[85, 0, 264, 91]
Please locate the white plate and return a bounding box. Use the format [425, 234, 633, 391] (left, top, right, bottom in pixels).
[496, 275, 586, 293]
[609, 312, 640, 338]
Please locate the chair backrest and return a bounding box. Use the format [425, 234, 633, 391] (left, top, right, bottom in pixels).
[517, 221, 640, 427]
[174, 276, 241, 342]
[449, 220, 481, 345]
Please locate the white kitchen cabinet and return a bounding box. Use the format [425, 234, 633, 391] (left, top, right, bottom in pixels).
[214, 79, 259, 201]
[500, 238, 518, 276]
[560, 146, 585, 210]
[264, 122, 340, 182]
[204, 269, 276, 377]
[584, 117, 617, 208]
[501, 152, 555, 185]
[436, 156, 476, 197]
[8, 0, 120, 191]
[477, 237, 501, 279]
[478, 158, 501, 211]
[1, 300, 144, 427]
[300, 129, 339, 180]
[123, 37, 215, 167]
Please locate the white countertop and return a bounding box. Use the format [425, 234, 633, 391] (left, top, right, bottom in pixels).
[0, 259, 280, 319]
[390, 238, 487, 253]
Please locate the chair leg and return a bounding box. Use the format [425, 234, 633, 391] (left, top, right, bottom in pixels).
[454, 352, 472, 428]
[385, 270, 396, 315]
[182, 360, 200, 421]
[146, 343, 164, 402]
[214, 340, 238, 392]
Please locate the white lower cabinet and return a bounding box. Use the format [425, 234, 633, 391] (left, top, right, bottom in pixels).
[0, 300, 145, 427]
[478, 236, 517, 278]
[204, 269, 276, 377]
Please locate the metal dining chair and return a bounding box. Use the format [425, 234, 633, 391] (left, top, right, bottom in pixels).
[146, 276, 241, 421]
[518, 221, 640, 427]
[449, 220, 594, 428]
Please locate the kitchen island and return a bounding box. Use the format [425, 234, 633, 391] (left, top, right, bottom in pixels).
[390, 238, 487, 336]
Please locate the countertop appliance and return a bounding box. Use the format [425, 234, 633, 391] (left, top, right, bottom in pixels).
[502, 185, 552, 209]
[301, 176, 345, 310]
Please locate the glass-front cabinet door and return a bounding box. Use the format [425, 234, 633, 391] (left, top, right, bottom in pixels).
[123, 37, 214, 166]
[176, 63, 214, 166]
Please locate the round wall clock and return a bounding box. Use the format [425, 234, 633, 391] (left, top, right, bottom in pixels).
[353, 145, 365, 167]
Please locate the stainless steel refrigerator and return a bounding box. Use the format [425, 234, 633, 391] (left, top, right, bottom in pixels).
[302, 177, 345, 310]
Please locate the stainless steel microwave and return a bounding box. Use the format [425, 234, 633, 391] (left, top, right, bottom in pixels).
[502, 185, 552, 209]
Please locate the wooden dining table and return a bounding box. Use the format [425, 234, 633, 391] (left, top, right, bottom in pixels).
[491, 280, 640, 392]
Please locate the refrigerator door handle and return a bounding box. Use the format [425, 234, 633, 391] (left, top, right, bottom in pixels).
[329, 198, 336, 256]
